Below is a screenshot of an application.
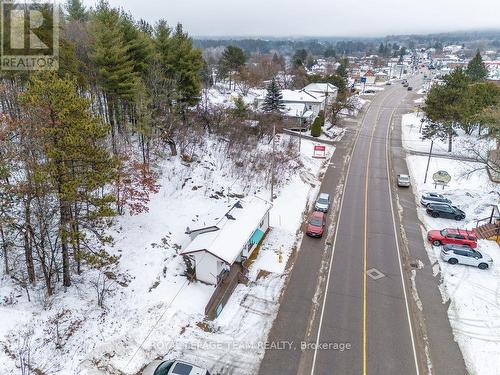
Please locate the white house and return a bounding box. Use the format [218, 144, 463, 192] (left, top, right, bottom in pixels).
[375, 71, 388, 82]
[256, 89, 326, 122]
[303, 83, 338, 104]
[181, 197, 272, 285]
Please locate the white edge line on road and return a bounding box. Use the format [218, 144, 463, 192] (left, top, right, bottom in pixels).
[385, 88, 421, 375]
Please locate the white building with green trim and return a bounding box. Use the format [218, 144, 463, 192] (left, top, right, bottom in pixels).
[181, 197, 272, 285]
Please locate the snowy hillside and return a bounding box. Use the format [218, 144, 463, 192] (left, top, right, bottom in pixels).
[0, 135, 334, 374]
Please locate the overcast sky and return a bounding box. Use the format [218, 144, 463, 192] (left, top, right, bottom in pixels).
[82, 0, 500, 37]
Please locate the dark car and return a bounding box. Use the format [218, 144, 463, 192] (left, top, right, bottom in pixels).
[427, 228, 477, 248]
[306, 211, 326, 238]
[407, 86, 413, 91]
[426, 204, 466, 220]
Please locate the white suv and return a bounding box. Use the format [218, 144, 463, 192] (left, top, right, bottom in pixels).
[314, 193, 331, 212]
[440, 244, 493, 270]
[420, 192, 452, 207]
[143, 360, 211, 375]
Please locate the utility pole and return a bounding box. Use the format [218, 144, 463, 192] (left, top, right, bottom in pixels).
[325, 82, 329, 112]
[299, 123, 302, 153]
[424, 140, 434, 184]
[270, 122, 276, 202]
[296, 110, 302, 153]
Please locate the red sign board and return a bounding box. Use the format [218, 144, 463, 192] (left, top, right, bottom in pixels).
[313, 145, 326, 159]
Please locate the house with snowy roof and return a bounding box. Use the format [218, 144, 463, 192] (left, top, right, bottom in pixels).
[303, 83, 338, 104]
[181, 197, 272, 285]
[256, 89, 326, 122]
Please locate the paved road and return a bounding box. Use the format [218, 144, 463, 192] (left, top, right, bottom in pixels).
[260, 83, 424, 375]
[308, 85, 419, 375]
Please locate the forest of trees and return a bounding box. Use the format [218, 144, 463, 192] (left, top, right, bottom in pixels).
[0, 0, 217, 298]
[0, 0, 309, 300]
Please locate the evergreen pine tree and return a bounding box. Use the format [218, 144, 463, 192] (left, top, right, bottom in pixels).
[293, 49, 308, 67]
[22, 71, 117, 287]
[232, 96, 247, 118]
[155, 22, 204, 107]
[378, 42, 385, 55]
[218, 46, 246, 89]
[336, 58, 349, 81]
[120, 12, 153, 77]
[310, 117, 322, 137]
[90, 1, 139, 152]
[262, 78, 285, 114]
[65, 0, 87, 22]
[466, 51, 488, 82]
[90, 2, 138, 100]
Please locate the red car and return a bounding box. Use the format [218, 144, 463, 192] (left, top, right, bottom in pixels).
[427, 228, 477, 248]
[306, 211, 326, 238]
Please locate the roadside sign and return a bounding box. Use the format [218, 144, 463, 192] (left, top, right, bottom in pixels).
[360, 77, 367, 83]
[432, 170, 451, 189]
[313, 145, 326, 159]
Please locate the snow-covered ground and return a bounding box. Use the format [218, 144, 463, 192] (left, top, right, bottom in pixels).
[202, 87, 265, 110]
[0, 136, 334, 374]
[405, 133, 500, 375]
[402, 112, 496, 158]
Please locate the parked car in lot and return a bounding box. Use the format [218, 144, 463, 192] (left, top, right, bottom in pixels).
[427, 228, 477, 248]
[420, 192, 452, 207]
[306, 211, 326, 238]
[407, 86, 413, 91]
[143, 360, 211, 375]
[397, 174, 411, 187]
[314, 193, 331, 212]
[441, 244, 492, 270]
[426, 204, 466, 220]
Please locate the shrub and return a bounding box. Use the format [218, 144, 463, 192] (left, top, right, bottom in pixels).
[310, 117, 322, 137]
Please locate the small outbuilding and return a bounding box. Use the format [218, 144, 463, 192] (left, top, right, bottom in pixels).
[181, 197, 272, 285]
[362, 69, 376, 85]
